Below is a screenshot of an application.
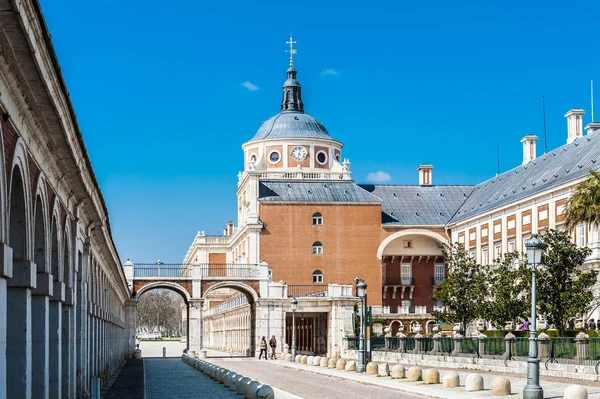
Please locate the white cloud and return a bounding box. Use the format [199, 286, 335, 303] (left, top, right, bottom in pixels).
[242, 81, 259, 91]
[320, 69, 339, 77]
[366, 171, 392, 183]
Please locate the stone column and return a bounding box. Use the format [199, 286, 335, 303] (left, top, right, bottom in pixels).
[124, 300, 137, 357]
[575, 331, 589, 364]
[478, 333, 486, 356]
[504, 332, 515, 359]
[61, 287, 74, 399]
[49, 280, 64, 397]
[7, 258, 35, 399]
[189, 299, 204, 353]
[31, 270, 52, 399]
[538, 326, 550, 360]
[431, 334, 442, 355]
[0, 243, 13, 399]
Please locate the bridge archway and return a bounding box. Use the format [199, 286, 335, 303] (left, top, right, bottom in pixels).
[134, 282, 191, 352]
[201, 281, 259, 356]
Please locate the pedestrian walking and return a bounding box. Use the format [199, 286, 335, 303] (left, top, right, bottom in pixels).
[269, 335, 277, 359]
[589, 318, 597, 330]
[259, 336, 268, 360]
[521, 318, 530, 331]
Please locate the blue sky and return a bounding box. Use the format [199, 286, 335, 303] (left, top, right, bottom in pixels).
[39, 0, 599, 263]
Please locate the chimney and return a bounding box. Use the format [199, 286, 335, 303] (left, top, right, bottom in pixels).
[226, 221, 234, 236]
[417, 164, 433, 185]
[564, 108, 585, 144]
[520, 134, 538, 165]
[585, 122, 600, 135]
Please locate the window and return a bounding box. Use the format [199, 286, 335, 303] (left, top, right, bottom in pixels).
[249, 154, 257, 163]
[402, 300, 411, 308]
[469, 250, 475, 259]
[577, 224, 586, 247]
[312, 270, 323, 283]
[508, 239, 515, 253]
[434, 264, 445, 285]
[316, 151, 328, 165]
[268, 151, 280, 164]
[403, 240, 413, 249]
[401, 264, 412, 285]
[312, 242, 323, 255]
[494, 243, 501, 262]
[481, 247, 488, 265]
[335, 153, 340, 162]
[312, 212, 323, 225]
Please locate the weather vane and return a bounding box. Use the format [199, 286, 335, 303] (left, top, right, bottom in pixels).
[286, 35, 297, 67]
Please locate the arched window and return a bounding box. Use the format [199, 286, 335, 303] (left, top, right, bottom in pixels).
[312, 212, 323, 225]
[312, 241, 323, 255]
[312, 270, 323, 283]
[250, 154, 257, 163]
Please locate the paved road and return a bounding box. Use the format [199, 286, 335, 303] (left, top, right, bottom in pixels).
[144, 358, 238, 399]
[207, 356, 422, 399]
[139, 340, 186, 357]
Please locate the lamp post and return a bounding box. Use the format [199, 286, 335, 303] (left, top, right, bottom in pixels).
[523, 233, 545, 399]
[290, 297, 297, 362]
[356, 280, 367, 373]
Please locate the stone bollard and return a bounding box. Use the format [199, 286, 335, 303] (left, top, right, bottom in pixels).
[564, 384, 588, 399]
[236, 377, 252, 395]
[391, 365, 405, 379]
[163, 347, 166, 358]
[230, 374, 244, 392]
[284, 353, 292, 362]
[198, 349, 207, 359]
[301, 355, 308, 364]
[224, 371, 237, 388]
[256, 384, 275, 399]
[378, 363, 390, 377]
[219, 368, 229, 383]
[407, 366, 421, 382]
[423, 368, 440, 384]
[320, 357, 329, 367]
[465, 373, 484, 391]
[345, 360, 356, 371]
[336, 359, 346, 370]
[307, 356, 315, 365]
[504, 332, 515, 359]
[491, 376, 511, 395]
[313, 356, 321, 366]
[295, 355, 302, 363]
[576, 332, 589, 364]
[328, 358, 338, 368]
[366, 362, 378, 375]
[443, 371, 460, 388]
[244, 380, 261, 399]
[283, 343, 289, 354]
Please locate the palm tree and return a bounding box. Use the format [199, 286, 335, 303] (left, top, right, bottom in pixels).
[564, 170, 600, 231]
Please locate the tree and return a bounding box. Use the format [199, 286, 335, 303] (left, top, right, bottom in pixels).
[564, 170, 600, 231]
[482, 252, 531, 330]
[136, 290, 184, 337]
[432, 243, 487, 333]
[536, 229, 596, 334]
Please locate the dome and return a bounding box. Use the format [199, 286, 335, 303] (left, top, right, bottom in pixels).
[249, 111, 332, 142]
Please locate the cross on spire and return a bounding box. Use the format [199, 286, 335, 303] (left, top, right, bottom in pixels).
[286, 35, 297, 67]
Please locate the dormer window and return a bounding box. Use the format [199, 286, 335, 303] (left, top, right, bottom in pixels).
[312, 212, 323, 225]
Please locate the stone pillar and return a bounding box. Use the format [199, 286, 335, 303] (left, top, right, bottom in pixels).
[413, 333, 423, 353]
[49, 291, 63, 397]
[575, 331, 589, 364]
[189, 299, 204, 353]
[0, 243, 13, 399]
[452, 335, 463, 356]
[431, 334, 441, 355]
[504, 332, 515, 359]
[7, 259, 35, 399]
[124, 300, 137, 357]
[31, 269, 53, 399]
[538, 327, 550, 360]
[61, 288, 74, 399]
[478, 333, 486, 357]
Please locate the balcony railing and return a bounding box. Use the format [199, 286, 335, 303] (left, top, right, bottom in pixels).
[432, 277, 444, 286]
[372, 305, 444, 316]
[287, 284, 328, 298]
[259, 171, 351, 181]
[132, 263, 260, 279]
[383, 277, 415, 286]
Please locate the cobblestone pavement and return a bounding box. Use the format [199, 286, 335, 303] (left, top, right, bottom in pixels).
[207, 355, 422, 399]
[144, 358, 238, 399]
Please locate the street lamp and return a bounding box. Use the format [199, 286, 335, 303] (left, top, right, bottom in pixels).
[290, 297, 298, 362]
[523, 233, 545, 399]
[356, 280, 367, 373]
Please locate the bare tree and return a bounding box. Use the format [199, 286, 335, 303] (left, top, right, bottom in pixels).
[136, 290, 184, 337]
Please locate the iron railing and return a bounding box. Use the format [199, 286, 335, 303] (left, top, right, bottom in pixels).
[383, 277, 415, 286]
[133, 263, 260, 278]
[287, 284, 327, 298]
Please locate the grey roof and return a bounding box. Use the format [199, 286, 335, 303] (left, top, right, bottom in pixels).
[450, 130, 600, 224]
[359, 185, 474, 226]
[258, 181, 382, 203]
[248, 112, 333, 142]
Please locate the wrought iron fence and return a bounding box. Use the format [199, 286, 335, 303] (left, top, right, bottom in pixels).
[484, 337, 505, 356]
[287, 284, 327, 298]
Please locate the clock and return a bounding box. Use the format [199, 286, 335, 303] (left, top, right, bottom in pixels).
[291, 146, 308, 161]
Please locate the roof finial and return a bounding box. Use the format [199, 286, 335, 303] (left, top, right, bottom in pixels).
[286, 35, 297, 67]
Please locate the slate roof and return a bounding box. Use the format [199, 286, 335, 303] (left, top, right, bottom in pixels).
[258, 181, 382, 203]
[359, 184, 474, 226]
[249, 112, 333, 142]
[450, 129, 600, 224]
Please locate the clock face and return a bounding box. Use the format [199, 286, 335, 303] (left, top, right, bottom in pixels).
[291, 146, 308, 161]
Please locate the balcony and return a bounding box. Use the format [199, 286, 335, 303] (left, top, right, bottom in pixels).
[432, 277, 444, 286]
[383, 277, 415, 286]
[132, 263, 260, 279]
[286, 283, 353, 298]
[383, 277, 415, 301]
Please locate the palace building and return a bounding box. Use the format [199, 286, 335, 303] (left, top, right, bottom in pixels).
[179, 49, 600, 355]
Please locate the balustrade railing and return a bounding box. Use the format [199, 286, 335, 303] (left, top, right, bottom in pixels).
[259, 171, 351, 181]
[287, 284, 327, 298]
[132, 263, 260, 279]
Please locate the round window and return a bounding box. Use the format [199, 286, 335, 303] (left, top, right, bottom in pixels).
[269, 151, 280, 164]
[316, 151, 328, 165]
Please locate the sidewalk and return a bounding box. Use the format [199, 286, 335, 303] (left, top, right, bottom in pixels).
[268, 357, 600, 399]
